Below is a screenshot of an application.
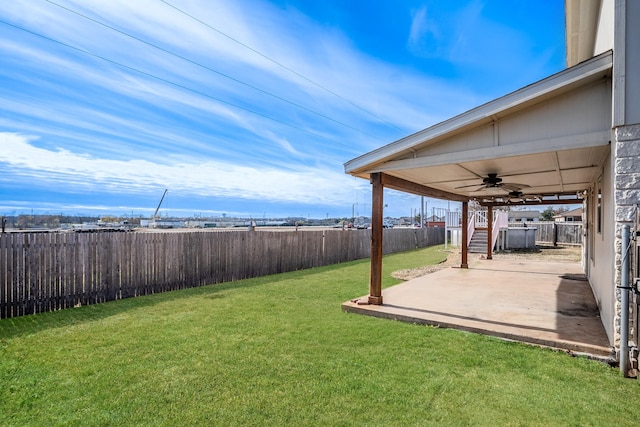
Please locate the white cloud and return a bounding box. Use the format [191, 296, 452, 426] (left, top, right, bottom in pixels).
[0, 1, 563, 217]
[407, 6, 440, 56]
[2, 0, 474, 140]
[1, 133, 360, 205]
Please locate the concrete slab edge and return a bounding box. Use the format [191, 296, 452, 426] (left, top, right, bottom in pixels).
[342, 301, 616, 363]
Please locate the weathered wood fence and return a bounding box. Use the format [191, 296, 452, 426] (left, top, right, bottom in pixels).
[508, 222, 583, 245]
[0, 228, 444, 318]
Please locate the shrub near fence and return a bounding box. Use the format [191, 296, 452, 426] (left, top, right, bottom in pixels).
[0, 227, 444, 319]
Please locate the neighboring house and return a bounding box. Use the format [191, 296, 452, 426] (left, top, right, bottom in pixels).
[344, 0, 639, 373]
[424, 215, 445, 228]
[553, 207, 583, 222]
[508, 210, 540, 223]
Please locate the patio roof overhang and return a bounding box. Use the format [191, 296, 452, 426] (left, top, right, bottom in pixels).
[344, 51, 613, 207]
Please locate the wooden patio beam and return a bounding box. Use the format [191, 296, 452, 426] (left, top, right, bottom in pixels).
[479, 197, 583, 207]
[367, 173, 470, 304]
[461, 201, 469, 269]
[380, 174, 469, 202]
[369, 172, 384, 305]
[486, 206, 493, 260]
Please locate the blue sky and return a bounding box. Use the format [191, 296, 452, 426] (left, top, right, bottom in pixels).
[0, 0, 565, 219]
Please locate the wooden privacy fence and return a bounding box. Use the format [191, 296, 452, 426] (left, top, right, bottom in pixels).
[0, 227, 444, 318]
[508, 222, 583, 245]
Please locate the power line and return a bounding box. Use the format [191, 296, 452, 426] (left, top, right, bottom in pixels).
[43, 0, 385, 142]
[0, 19, 359, 150]
[159, 0, 407, 133]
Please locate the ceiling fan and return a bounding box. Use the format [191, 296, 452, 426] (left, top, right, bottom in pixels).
[475, 191, 542, 204]
[505, 190, 540, 203]
[455, 173, 530, 193]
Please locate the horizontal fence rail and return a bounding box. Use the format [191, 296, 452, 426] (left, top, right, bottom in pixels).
[507, 222, 583, 245]
[0, 228, 444, 319]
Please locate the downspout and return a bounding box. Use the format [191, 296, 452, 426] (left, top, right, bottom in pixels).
[620, 224, 630, 376]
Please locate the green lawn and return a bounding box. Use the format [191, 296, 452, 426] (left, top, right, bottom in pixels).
[1, 245, 637, 426]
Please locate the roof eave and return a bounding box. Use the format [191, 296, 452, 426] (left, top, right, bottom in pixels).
[344, 50, 612, 177]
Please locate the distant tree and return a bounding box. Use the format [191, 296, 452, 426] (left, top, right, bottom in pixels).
[15, 214, 60, 228]
[540, 206, 555, 221]
[45, 215, 61, 227]
[469, 200, 482, 212]
[15, 215, 33, 229]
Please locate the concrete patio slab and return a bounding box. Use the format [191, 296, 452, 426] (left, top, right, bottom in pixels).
[343, 258, 614, 361]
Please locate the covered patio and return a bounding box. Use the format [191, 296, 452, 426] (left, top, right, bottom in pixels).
[344, 52, 612, 306]
[343, 52, 615, 357]
[343, 256, 613, 360]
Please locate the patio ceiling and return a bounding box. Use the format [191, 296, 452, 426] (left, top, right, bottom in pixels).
[345, 52, 613, 205]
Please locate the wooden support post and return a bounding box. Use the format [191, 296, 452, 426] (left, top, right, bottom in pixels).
[486, 207, 493, 260]
[461, 201, 468, 269]
[369, 173, 384, 305]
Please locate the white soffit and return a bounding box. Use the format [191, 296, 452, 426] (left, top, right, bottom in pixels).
[566, 0, 602, 66]
[379, 144, 609, 198]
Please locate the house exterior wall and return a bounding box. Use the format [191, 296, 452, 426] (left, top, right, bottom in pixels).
[623, 0, 640, 125]
[588, 148, 615, 344]
[555, 216, 582, 222]
[614, 125, 640, 350]
[508, 217, 539, 222]
[610, 0, 640, 360]
[578, 0, 640, 362]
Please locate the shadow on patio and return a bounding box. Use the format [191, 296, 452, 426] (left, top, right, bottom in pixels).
[343, 256, 614, 362]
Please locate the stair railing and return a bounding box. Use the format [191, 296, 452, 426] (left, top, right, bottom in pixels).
[475, 210, 488, 228]
[491, 210, 509, 251]
[467, 211, 476, 246]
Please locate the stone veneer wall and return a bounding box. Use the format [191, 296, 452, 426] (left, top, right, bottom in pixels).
[614, 124, 640, 349]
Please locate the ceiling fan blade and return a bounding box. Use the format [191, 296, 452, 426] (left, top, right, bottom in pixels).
[501, 183, 531, 192]
[471, 186, 507, 195]
[454, 183, 485, 190]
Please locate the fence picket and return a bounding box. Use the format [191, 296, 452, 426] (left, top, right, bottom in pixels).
[0, 228, 445, 318]
[0, 234, 6, 318]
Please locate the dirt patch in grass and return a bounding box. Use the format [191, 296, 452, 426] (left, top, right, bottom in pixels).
[391, 249, 465, 280]
[491, 245, 582, 263]
[391, 245, 582, 281]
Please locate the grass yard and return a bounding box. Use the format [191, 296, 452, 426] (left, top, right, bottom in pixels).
[1, 244, 638, 426]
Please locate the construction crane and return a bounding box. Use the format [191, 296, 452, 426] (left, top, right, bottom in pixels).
[152, 189, 168, 228]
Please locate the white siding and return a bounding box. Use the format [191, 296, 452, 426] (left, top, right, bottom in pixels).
[409, 78, 611, 161]
[497, 79, 611, 146]
[587, 148, 615, 344]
